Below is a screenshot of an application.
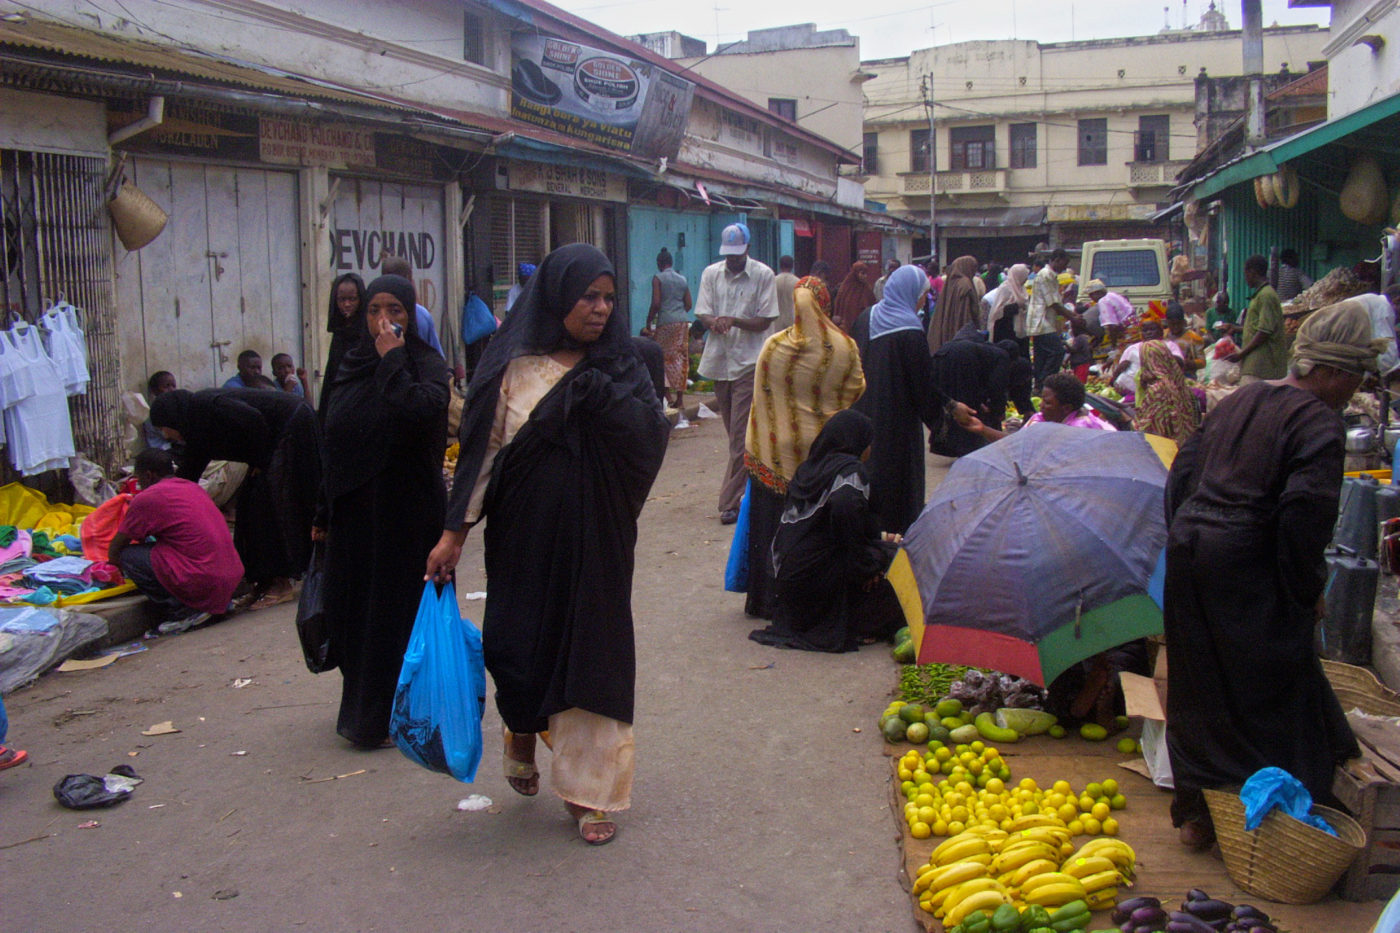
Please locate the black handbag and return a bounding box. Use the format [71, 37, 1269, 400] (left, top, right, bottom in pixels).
[295, 543, 335, 673]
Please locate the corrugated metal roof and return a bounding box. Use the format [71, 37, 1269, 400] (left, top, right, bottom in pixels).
[0, 17, 421, 113]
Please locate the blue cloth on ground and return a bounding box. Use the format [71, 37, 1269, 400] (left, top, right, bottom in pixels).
[1240, 766, 1337, 836]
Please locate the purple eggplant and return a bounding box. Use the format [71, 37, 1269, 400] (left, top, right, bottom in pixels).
[1244, 927, 1277, 933]
[1231, 906, 1269, 923]
[1133, 906, 1171, 925]
[1182, 899, 1233, 921]
[1186, 889, 1211, 902]
[1113, 896, 1165, 924]
[1167, 911, 1219, 933]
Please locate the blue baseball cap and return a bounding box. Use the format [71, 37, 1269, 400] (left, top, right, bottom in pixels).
[719, 223, 751, 256]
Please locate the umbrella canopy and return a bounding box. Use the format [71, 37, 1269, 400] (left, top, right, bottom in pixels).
[888, 422, 1176, 686]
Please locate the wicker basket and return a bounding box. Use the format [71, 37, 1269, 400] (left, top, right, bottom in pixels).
[108, 180, 168, 250]
[1323, 659, 1400, 718]
[1203, 787, 1366, 904]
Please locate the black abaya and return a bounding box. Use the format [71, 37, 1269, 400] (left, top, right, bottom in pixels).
[852, 329, 944, 534]
[1163, 381, 1359, 825]
[320, 281, 451, 747]
[152, 387, 320, 584]
[743, 484, 784, 619]
[930, 327, 1010, 457]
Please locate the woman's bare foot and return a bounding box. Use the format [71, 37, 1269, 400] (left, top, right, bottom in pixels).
[504, 730, 539, 796]
[566, 802, 617, 845]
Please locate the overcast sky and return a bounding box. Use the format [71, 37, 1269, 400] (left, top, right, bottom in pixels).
[554, 0, 1328, 62]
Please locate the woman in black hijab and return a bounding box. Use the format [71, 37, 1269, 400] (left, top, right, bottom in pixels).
[749, 410, 903, 652]
[150, 385, 320, 610]
[318, 272, 366, 419]
[426, 243, 669, 845]
[318, 274, 450, 748]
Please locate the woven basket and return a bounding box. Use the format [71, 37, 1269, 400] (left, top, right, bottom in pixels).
[1323, 659, 1400, 718]
[108, 180, 168, 250]
[1203, 787, 1366, 904]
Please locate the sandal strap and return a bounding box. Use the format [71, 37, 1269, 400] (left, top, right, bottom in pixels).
[503, 757, 538, 779]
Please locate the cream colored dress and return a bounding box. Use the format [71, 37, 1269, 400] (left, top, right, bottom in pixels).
[466, 354, 635, 812]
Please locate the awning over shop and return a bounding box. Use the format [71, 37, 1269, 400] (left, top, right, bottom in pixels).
[934, 206, 1047, 234]
[1189, 92, 1400, 200]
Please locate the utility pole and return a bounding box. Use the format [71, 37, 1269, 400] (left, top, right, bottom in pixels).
[922, 72, 937, 264]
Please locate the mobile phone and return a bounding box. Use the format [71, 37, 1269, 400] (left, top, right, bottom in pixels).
[389, 323, 403, 338]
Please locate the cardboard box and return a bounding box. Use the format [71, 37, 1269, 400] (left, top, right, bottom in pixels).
[1121, 646, 1172, 788]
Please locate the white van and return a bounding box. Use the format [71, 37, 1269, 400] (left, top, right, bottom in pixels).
[1081, 239, 1172, 317]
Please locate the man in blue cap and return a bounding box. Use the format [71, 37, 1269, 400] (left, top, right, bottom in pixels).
[506, 262, 536, 312]
[695, 222, 778, 524]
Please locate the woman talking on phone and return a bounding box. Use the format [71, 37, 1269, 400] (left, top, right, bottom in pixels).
[426, 244, 669, 845]
[317, 274, 451, 748]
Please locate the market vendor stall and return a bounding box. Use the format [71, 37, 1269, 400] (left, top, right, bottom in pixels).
[0, 483, 135, 608]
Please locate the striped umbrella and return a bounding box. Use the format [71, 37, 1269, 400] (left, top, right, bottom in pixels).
[888, 421, 1176, 686]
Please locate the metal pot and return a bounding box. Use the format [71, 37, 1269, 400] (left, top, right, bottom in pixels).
[1346, 425, 1378, 453]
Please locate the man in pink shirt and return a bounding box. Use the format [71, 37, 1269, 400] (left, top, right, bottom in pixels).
[1086, 280, 1137, 349]
[109, 449, 244, 634]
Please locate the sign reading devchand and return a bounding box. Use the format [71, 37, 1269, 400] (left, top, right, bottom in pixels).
[510, 34, 693, 161]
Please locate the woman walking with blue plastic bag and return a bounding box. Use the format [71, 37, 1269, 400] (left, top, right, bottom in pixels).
[317, 274, 451, 748]
[425, 243, 669, 845]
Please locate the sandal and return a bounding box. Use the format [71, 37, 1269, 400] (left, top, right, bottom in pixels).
[568, 803, 617, 846]
[0, 745, 29, 771]
[503, 729, 539, 797]
[247, 590, 296, 611]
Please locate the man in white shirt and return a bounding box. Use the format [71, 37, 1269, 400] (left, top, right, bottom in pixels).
[1085, 279, 1138, 351]
[695, 223, 778, 523]
[1026, 249, 1080, 390]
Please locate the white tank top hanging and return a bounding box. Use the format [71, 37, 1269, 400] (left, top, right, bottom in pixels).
[42, 302, 89, 396]
[2, 325, 75, 475]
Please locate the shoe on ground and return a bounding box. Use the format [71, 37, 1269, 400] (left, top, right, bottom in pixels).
[0, 745, 28, 771]
[158, 611, 212, 635]
[720, 509, 739, 525]
[674, 416, 691, 430]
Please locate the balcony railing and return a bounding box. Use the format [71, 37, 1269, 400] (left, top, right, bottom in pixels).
[1127, 160, 1191, 187]
[899, 168, 1008, 195]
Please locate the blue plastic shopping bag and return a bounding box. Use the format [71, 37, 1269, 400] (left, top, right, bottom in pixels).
[390, 582, 485, 783]
[723, 479, 752, 592]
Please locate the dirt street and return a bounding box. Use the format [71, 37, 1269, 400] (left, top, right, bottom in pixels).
[1, 415, 934, 932]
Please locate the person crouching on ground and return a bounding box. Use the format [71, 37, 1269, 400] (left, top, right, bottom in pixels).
[108, 448, 244, 635]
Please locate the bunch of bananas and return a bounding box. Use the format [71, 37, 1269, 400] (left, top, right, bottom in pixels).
[913, 820, 1137, 918]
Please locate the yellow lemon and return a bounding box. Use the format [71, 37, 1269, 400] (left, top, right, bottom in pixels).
[915, 793, 935, 808]
[970, 741, 986, 754]
[1090, 802, 1111, 821]
[934, 747, 953, 763]
[1109, 794, 1127, 811]
[1085, 782, 1103, 798]
[1102, 817, 1119, 836]
[1101, 778, 1119, 796]
[1067, 819, 1084, 835]
[1056, 803, 1079, 822]
[911, 821, 931, 839]
[898, 767, 914, 781]
[985, 778, 1005, 795]
[1082, 816, 1102, 835]
[1052, 780, 1072, 795]
[1019, 778, 1039, 791]
[918, 805, 938, 824]
[1078, 796, 1096, 812]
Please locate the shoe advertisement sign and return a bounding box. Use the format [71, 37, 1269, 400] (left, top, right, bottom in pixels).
[511, 33, 693, 161]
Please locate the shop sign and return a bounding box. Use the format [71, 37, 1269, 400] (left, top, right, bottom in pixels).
[856, 230, 883, 265]
[107, 100, 258, 160]
[1047, 203, 1159, 223]
[510, 33, 693, 161]
[506, 162, 626, 202]
[260, 117, 376, 168]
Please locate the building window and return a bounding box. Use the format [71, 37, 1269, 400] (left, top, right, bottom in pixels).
[1009, 122, 1036, 169]
[862, 132, 878, 174]
[910, 128, 931, 173]
[1078, 118, 1107, 166]
[463, 10, 485, 64]
[949, 125, 995, 171]
[768, 98, 797, 122]
[1135, 114, 1169, 163]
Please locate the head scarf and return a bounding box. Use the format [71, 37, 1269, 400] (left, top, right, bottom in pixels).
[927, 255, 981, 355]
[831, 262, 877, 333]
[986, 264, 1029, 334]
[335, 274, 424, 384]
[447, 243, 649, 528]
[745, 276, 864, 493]
[1292, 299, 1385, 376]
[1134, 340, 1200, 447]
[326, 272, 366, 335]
[869, 265, 928, 339]
[149, 389, 192, 433]
[783, 409, 875, 506]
